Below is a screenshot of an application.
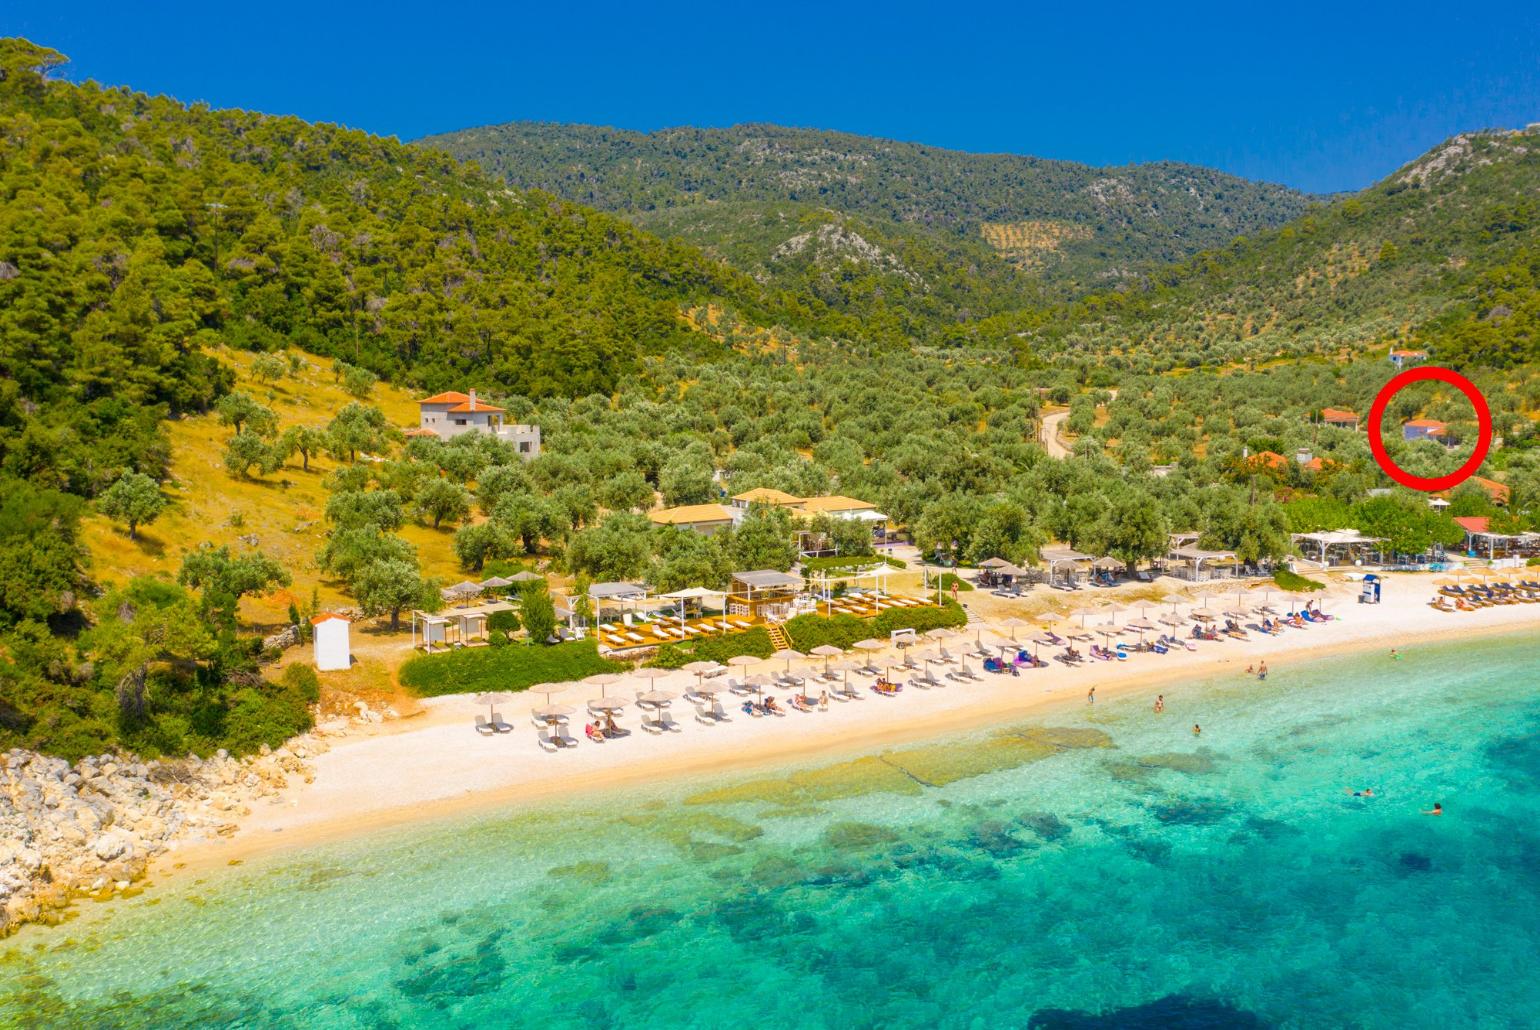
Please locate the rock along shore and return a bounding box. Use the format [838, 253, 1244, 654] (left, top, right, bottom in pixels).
[0, 735, 331, 937]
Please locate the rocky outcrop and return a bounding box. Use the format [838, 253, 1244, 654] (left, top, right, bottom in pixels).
[0, 736, 328, 937]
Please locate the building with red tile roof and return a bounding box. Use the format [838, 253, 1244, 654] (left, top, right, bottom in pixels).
[415, 389, 540, 457]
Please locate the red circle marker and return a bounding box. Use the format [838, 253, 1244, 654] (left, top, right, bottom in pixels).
[1366, 366, 1491, 492]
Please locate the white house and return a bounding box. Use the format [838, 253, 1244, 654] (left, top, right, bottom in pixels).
[414, 390, 541, 457]
[312, 613, 351, 671]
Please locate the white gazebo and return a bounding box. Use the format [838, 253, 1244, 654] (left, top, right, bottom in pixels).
[312, 613, 351, 671]
[808, 562, 893, 615]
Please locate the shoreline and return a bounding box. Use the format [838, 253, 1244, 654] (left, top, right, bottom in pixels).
[152, 583, 1540, 879]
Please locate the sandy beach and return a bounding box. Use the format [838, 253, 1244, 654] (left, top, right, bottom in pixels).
[168, 577, 1540, 872]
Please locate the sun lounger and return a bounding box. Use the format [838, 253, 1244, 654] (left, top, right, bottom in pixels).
[938, 647, 958, 664]
[490, 712, 514, 733]
[474, 715, 496, 736]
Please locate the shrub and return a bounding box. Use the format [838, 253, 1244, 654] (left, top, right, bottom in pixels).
[647, 627, 775, 669]
[783, 613, 872, 652]
[279, 664, 321, 704]
[801, 555, 906, 573]
[1274, 569, 1325, 592]
[872, 600, 968, 636]
[399, 640, 625, 697]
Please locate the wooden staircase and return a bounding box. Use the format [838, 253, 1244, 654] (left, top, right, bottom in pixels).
[766, 623, 791, 651]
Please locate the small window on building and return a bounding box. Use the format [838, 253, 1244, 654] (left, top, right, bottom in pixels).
[519, 442, 530, 453]
[454, 419, 467, 426]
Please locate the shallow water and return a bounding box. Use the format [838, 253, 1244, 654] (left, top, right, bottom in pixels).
[4, 632, 1539, 1028]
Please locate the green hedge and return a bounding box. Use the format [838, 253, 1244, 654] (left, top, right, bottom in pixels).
[399, 640, 626, 697]
[800, 555, 906, 572]
[784, 601, 968, 651]
[646, 627, 776, 669]
[1274, 569, 1325, 592]
[783, 613, 873, 652]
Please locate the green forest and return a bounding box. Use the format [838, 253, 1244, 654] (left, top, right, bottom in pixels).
[3, 37, 1539, 763]
[418, 120, 1313, 291]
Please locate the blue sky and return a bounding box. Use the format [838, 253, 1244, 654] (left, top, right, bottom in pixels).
[9, 1, 1540, 193]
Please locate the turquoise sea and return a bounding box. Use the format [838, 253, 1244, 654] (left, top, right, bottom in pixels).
[4, 631, 1540, 1028]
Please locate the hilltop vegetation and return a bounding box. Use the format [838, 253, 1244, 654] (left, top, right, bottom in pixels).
[417, 121, 1312, 306]
[1013, 128, 1540, 372]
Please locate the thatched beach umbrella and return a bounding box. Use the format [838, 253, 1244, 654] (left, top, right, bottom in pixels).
[998, 616, 1030, 640]
[632, 667, 673, 687]
[682, 660, 724, 693]
[809, 644, 844, 677]
[475, 691, 513, 721]
[769, 648, 806, 674]
[508, 570, 544, 584]
[531, 703, 574, 720]
[536, 681, 577, 705]
[582, 672, 625, 698]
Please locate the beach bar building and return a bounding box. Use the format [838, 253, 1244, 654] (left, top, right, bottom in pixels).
[311, 613, 351, 671]
[1039, 545, 1092, 588]
[1166, 544, 1237, 582]
[728, 570, 803, 621]
[1292, 529, 1385, 567]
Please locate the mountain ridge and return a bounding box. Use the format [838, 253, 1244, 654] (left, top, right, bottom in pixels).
[416, 120, 1317, 295]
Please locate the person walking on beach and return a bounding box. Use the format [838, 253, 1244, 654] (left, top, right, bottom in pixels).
[1257, 661, 1268, 681]
[1087, 686, 1095, 705]
[1153, 694, 1164, 714]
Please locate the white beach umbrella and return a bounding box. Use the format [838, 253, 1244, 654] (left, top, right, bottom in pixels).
[853, 638, 886, 652]
[727, 654, 762, 669]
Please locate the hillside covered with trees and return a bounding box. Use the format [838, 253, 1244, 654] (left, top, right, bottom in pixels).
[1008, 127, 1540, 373]
[3, 36, 1538, 767]
[416, 120, 1314, 311]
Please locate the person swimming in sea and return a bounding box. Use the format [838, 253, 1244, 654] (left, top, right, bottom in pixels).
[1192, 724, 1202, 736]
[1423, 802, 1443, 816]
[1344, 787, 1375, 798]
[1087, 686, 1095, 705]
[1390, 648, 1399, 661]
[1153, 694, 1165, 714]
[1257, 661, 1268, 681]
